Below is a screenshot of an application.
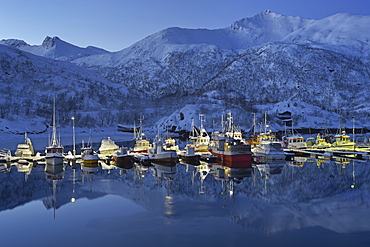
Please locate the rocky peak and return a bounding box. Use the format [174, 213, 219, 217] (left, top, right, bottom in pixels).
[42, 36, 60, 49]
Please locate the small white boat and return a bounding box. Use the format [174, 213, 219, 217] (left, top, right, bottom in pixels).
[45, 99, 64, 166]
[15, 133, 35, 157]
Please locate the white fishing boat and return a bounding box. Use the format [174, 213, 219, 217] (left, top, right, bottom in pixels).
[251, 114, 285, 160]
[98, 137, 120, 156]
[163, 136, 180, 154]
[15, 132, 35, 158]
[130, 117, 152, 154]
[149, 131, 179, 164]
[113, 147, 135, 169]
[45, 99, 64, 166]
[189, 114, 210, 153]
[180, 144, 201, 165]
[282, 122, 307, 149]
[253, 142, 285, 160]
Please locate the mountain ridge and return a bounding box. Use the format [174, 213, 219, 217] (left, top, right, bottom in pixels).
[1, 10, 370, 132]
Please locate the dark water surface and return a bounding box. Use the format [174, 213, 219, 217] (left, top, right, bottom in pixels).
[1, 156, 370, 247]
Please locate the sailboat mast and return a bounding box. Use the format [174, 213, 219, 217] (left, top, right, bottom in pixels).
[52, 97, 58, 146]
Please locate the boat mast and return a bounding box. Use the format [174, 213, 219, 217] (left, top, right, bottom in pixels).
[191, 118, 195, 137]
[199, 114, 205, 130]
[51, 97, 58, 147]
[138, 115, 144, 139]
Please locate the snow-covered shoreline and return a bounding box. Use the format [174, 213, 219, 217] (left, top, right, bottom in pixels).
[0, 126, 133, 152]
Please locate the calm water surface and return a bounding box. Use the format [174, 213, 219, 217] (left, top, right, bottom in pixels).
[1, 154, 370, 247]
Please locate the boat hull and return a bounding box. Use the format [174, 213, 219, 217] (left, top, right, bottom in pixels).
[209, 151, 253, 168]
[45, 155, 64, 166]
[209, 142, 252, 165]
[180, 154, 200, 165]
[114, 155, 135, 169]
[150, 151, 178, 164]
[82, 159, 99, 167]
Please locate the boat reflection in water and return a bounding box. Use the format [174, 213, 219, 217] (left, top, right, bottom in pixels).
[152, 161, 177, 179]
[2, 151, 370, 246]
[0, 162, 11, 174]
[44, 163, 65, 218]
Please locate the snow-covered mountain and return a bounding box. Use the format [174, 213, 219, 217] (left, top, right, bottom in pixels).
[0, 36, 109, 61]
[0, 43, 129, 133]
[1, 10, 370, 133]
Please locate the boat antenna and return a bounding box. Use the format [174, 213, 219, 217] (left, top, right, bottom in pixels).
[88, 129, 93, 147]
[133, 120, 136, 140]
[253, 113, 256, 136]
[190, 117, 195, 137]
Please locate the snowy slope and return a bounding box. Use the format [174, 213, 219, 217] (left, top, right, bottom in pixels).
[283, 13, 370, 55]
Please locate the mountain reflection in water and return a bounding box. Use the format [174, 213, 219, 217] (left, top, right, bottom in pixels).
[1, 157, 370, 247]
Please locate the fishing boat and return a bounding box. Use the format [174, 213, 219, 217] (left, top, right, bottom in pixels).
[163, 136, 180, 154]
[45, 99, 64, 166]
[81, 147, 99, 167]
[98, 137, 120, 156]
[148, 131, 179, 164]
[189, 114, 210, 153]
[15, 132, 35, 158]
[282, 122, 307, 149]
[330, 130, 356, 150]
[130, 117, 152, 154]
[306, 133, 332, 149]
[208, 113, 252, 166]
[180, 144, 201, 165]
[113, 147, 135, 169]
[251, 113, 285, 160]
[81, 133, 100, 167]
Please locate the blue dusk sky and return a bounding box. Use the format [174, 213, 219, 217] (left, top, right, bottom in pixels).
[1, 0, 369, 51]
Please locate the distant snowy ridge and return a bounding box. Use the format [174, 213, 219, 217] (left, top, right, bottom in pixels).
[0, 36, 109, 61]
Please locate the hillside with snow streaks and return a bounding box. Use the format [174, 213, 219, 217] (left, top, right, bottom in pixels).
[0, 44, 131, 132]
[1, 10, 370, 132]
[70, 11, 370, 130]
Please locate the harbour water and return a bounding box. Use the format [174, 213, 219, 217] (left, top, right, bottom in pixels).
[1, 153, 370, 247]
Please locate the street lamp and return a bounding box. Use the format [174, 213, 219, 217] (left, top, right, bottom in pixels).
[71, 116, 76, 156]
